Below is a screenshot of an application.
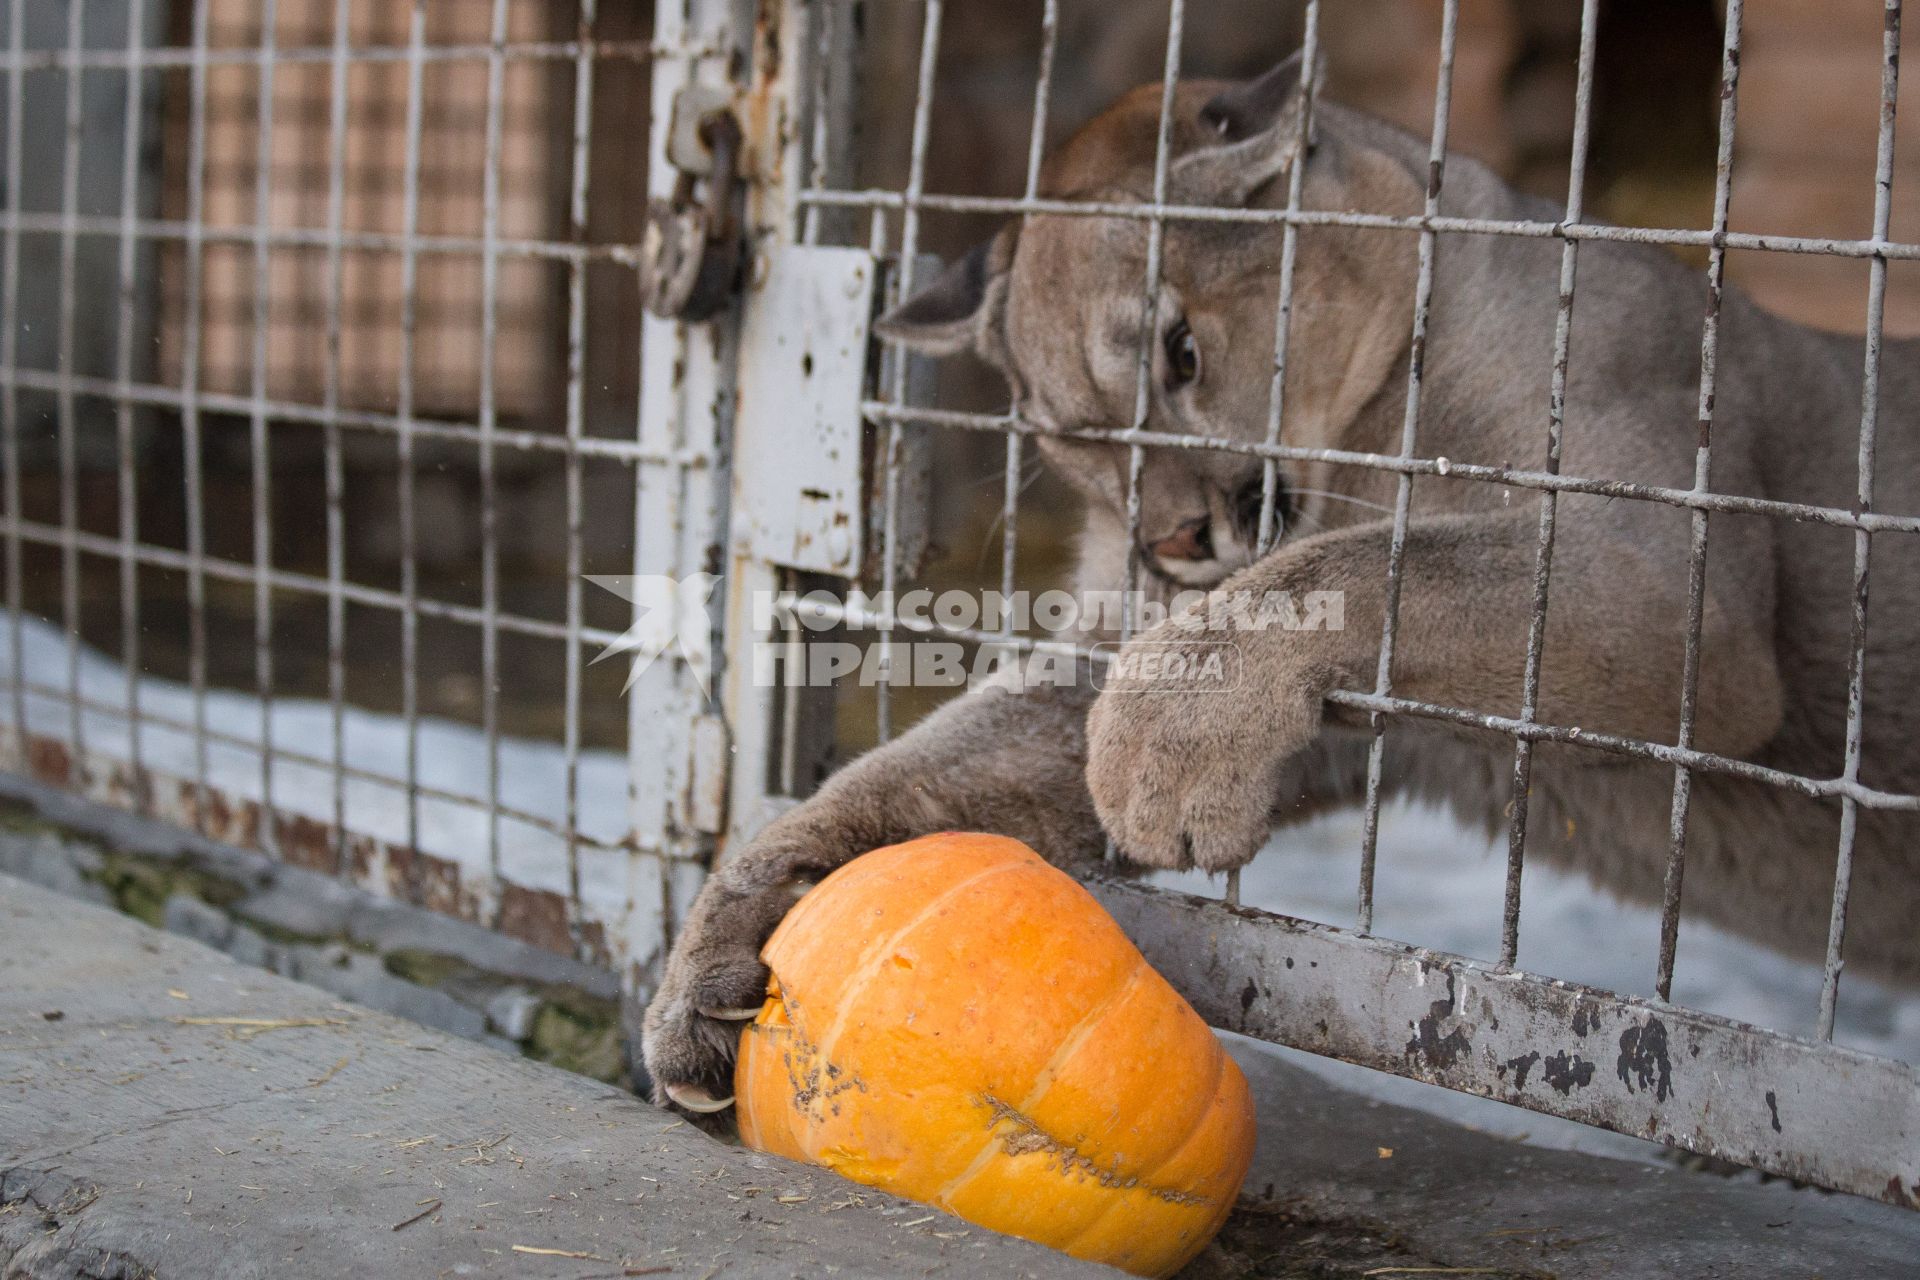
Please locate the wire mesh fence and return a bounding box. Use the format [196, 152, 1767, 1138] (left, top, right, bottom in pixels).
[0, 0, 712, 973]
[767, 0, 1920, 1202]
[0, 0, 1916, 1210]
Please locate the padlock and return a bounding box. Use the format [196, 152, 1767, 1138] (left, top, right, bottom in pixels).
[641, 110, 744, 322]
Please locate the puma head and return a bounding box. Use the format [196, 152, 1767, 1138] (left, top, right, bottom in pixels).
[880, 52, 1425, 589]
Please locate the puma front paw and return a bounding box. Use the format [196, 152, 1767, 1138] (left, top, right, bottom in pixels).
[641, 856, 814, 1116]
[1085, 621, 1319, 872]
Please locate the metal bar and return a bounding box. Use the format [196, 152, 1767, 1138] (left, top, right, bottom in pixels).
[1819, 0, 1903, 1040]
[1239, 0, 1323, 910]
[56, 0, 94, 758]
[801, 187, 1920, 262]
[1357, 0, 1459, 936]
[996, 0, 1058, 638]
[561, 0, 598, 954]
[55, 0, 85, 759]
[630, 0, 746, 962]
[113, 0, 148, 806]
[249, 0, 281, 857]
[395, 0, 426, 896]
[322, 0, 349, 878]
[874, 0, 944, 745]
[799, 0, 833, 247]
[1657, 0, 1746, 1000]
[0, 366, 701, 465]
[6, 517, 630, 647]
[1105, 0, 1187, 872]
[0, 0, 20, 761]
[1119, 0, 1185, 649]
[1501, 0, 1602, 968]
[20, 193, 1920, 269]
[479, 0, 507, 916]
[0, 38, 676, 73]
[767, 589, 1920, 815]
[858, 401, 1920, 537]
[180, 0, 213, 830]
[1089, 873, 1920, 1210]
[1254, 4, 1319, 560]
[0, 209, 678, 266]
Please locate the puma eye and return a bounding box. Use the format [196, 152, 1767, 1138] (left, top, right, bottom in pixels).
[1164, 321, 1200, 388]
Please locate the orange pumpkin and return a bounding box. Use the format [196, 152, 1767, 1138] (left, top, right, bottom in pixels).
[734, 832, 1255, 1278]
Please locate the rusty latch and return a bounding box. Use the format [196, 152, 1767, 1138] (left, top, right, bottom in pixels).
[640, 95, 745, 322]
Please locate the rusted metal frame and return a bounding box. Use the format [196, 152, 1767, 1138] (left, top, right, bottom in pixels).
[1087, 873, 1920, 1210]
[1234, 0, 1322, 909]
[55, 0, 86, 761]
[321, 0, 350, 877]
[2, 679, 622, 852]
[248, 0, 282, 858]
[6, 516, 629, 648]
[479, 0, 509, 908]
[0, 366, 701, 464]
[0, 724, 621, 963]
[560, 0, 598, 955]
[770, 588, 1920, 816]
[1820, 0, 1904, 1041]
[860, 400, 1920, 537]
[1657, 0, 1746, 1001]
[0, 38, 671, 73]
[0, 0, 22, 758]
[1356, 0, 1459, 936]
[394, 0, 428, 899]
[1500, 0, 1601, 968]
[873, 0, 945, 747]
[180, 0, 213, 831]
[769, 0, 869, 810]
[801, 187, 1920, 263]
[629, 0, 740, 969]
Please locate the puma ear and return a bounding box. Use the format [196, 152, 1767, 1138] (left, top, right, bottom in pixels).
[874, 225, 1016, 363]
[1177, 49, 1319, 206]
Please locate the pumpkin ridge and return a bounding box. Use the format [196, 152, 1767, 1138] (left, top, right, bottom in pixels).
[766, 983, 867, 1131]
[928, 953, 1151, 1207]
[798, 857, 1032, 1147]
[1057, 1039, 1236, 1257]
[973, 1093, 1213, 1208]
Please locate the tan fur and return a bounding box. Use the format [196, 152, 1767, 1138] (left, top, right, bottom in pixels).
[641, 60, 1919, 1110]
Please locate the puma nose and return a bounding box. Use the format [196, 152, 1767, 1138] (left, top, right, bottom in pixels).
[1150, 517, 1214, 562]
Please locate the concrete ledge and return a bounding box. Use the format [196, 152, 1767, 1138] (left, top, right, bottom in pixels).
[0, 874, 1113, 1280]
[4, 850, 1919, 1278]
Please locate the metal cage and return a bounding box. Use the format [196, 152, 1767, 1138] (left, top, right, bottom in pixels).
[2, 0, 1917, 1210]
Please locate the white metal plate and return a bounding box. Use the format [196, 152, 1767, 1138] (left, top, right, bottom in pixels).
[733, 245, 873, 576]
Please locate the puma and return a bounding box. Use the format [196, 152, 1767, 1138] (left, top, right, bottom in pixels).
[643, 53, 1920, 1112]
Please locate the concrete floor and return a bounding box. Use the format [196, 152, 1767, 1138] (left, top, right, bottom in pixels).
[3, 870, 1918, 1278]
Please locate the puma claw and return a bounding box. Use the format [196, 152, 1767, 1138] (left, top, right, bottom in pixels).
[699, 1004, 765, 1021]
[665, 1082, 736, 1113]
